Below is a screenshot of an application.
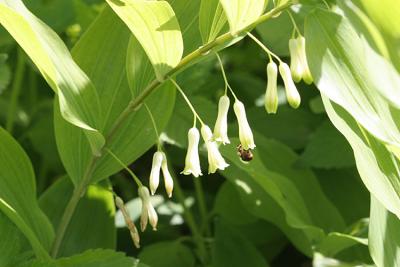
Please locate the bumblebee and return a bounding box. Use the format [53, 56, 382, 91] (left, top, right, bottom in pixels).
[236, 144, 253, 162]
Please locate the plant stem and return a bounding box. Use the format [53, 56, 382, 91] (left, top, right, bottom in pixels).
[193, 178, 211, 237]
[170, 79, 205, 126]
[247, 32, 282, 63]
[105, 148, 143, 187]
[164, 153, 208, 264]
[105, 2, 293, 143]
[50, 157, 97, 258]
[6, 48, 25, 133]
[51, 2, 293, 258]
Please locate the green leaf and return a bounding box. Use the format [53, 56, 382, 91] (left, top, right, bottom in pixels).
[0, 53, 10, 94]
[139, 241, 195, 267]
[219, 0, 267, 34]
[0, 212, 33, 266]
[321, 95, 400, 219]
[316, 169, 369, 225]
[305, 8, 400, 149]
[25, 0, 75, 33]
[106, 0, 184, 81]
[213, 219, 270, 267]
[300, 120, 355, 169]
[199, 0, 227, 43]
[19, 249, 139, 267]
[369, 196, 400, 267]
[166, 0, 202, 55]
[39, 177, 116, 257]
[220, 135, 346, 255]
[0, 0, 104, 155]
[55, 7, 175, 185]
[0, 127, 54, 260]
[358, 0, 400, 40]
[214, 182, 258, 225]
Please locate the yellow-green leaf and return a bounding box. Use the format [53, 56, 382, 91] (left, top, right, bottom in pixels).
[219, 0, 267, 34]
[106, 0, 183, 81]
[199, 0, 227, 43]
[0, 0, 104, 156]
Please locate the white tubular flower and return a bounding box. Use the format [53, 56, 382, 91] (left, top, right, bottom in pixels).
[233, 100, 256, 150]
[160, 152, 174, 198]
[149, 151, 163, 195]
[296, 36, 313, 85]
[279, 62, 301, 109]
[181, 127, 202, 177]
[289, 36, 313, 85]
[213, 95, 230, 144]
[138, 186, 158, 231]
[265, 62, 279, 114]
[201, 125, 229, 174]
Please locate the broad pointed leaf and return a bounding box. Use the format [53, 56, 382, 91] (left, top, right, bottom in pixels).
[305, 9, 400, 149]
[322, 95, 400, 219]
[55, 7, 175, 185]
[369, 196, 400, 267]
[199, 0, 227, 43]
[0, 128, 54, 259]
[219, 0, 267, 34]
[0, 0, 104, 155]
[106, 0, 183, 81]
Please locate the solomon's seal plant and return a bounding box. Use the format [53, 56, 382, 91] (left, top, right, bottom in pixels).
[0, 0, 399, 266]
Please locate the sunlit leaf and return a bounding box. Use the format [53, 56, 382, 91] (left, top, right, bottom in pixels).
[369, 196, 400, 267]
[55, 7, 175, 185]
[322, 95, 400, 219]
[199, 0, 227, 43]
[0, 0, 104, 155]
[305, 8, 400, 149]
[219, 0, 267, 34]
[106, 0, 183, 81]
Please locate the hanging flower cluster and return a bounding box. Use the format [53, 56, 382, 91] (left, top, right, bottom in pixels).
[112, 10, 314, 247]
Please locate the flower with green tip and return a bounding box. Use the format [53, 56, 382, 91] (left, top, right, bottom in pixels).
[265, 62, 279, 114]
[289, 36, 313, 84]
[279, 62, 301, 109]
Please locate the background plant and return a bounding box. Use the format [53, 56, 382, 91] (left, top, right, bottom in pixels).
[0, 0, 399, 266]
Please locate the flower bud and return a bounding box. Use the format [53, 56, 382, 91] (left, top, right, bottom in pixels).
[201, 125, 229, 174]
[213, 95, 230, 144]
[265, 62, 279, 114]
[297, 36, 313, 84]
[149, 151, 163, 195]
[233, 100, 256, 150]
[138, 186, 158, 231]
[160, 152, 173, 198]
[115, 196, 140, 248]
[289, 36, 313, 84]
[181, 127, 202, 177]
[289, 38, 302, 83]
[279, 62, 301, 109]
